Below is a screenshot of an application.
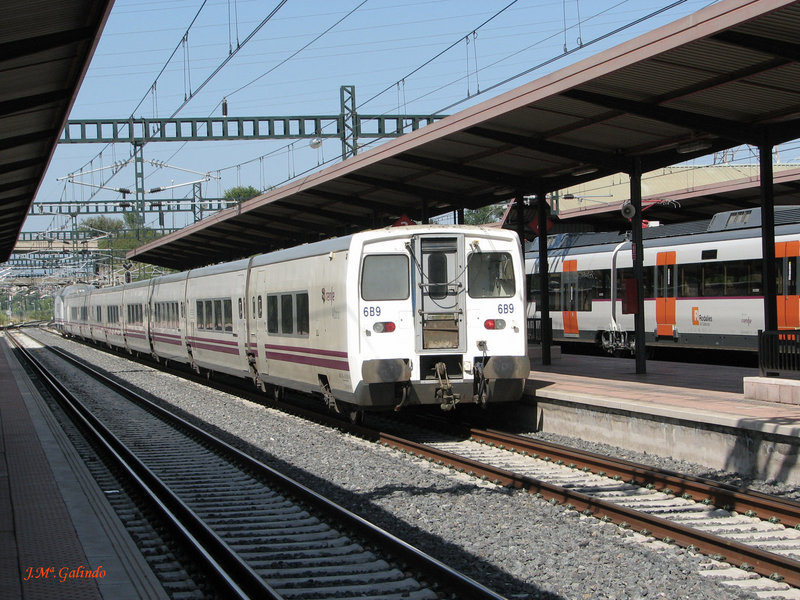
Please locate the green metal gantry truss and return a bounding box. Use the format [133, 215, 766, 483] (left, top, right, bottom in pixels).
[50, 85, 444, 228]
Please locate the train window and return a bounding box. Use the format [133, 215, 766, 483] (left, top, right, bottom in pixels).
[96, 306, 102, 322]
[361, 255, 410, 301]
[258, 296, 263, 319]
[196, 301, 205, 329]
[267, 296, 278, 333]
[126, 304, 142, 324]
[213, 300, 223, 331]
[468, 252, 515, 298]
[238, 298, 243, 320]
[725, 261, 753, 296]
[296, 293, 309, 335]
[205, 300, 213, 329]
[281, 294, 293, 334]
[548, 273, 562, 311]
[679, 264, 700, 297]
[576, 270, 608, 311]
[223, 299, 233, 332]
[527, 273, 539, 304]
[680, 259, 762, 297]
[701, 263, 723, 296]
[427, 253, 449, 299]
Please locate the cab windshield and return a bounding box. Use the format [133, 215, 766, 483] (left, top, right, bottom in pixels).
[361, 254, 410, 300]
[468, 252, 515, 298]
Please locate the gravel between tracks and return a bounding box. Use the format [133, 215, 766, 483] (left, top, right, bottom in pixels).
[33, 330, 768, 600]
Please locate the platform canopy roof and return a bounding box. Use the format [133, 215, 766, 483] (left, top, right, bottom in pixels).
[129, 0, 800, 271]
[511, 165, 800, 232]
[0, 0, 114, 263]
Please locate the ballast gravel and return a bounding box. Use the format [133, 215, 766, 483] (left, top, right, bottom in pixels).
[32, 330, 774, 600]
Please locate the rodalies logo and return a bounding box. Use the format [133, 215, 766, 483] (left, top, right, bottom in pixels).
[691, 307, 713, 326]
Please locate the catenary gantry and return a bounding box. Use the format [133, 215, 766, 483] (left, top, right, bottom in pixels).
[0, 0, 113, 263]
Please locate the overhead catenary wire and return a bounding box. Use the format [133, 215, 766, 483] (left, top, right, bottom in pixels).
[209, 0, 694, 196]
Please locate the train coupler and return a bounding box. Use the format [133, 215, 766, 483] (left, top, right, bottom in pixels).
[473, 361, 489, 408]
[434, 361, 461, 411]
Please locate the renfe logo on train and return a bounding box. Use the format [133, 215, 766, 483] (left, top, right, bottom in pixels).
[691, 307, 712, 326]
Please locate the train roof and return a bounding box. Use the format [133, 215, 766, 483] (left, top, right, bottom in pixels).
[84, 224, 517, 293]
[527, 206, 800, 254]
[56, 284, 96, 299]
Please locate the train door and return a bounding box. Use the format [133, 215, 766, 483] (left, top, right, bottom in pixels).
[776, 241, 800, 330]
[413, 235, 466, 355]
[252, 269, 269, 375]
[561, 260, 578, 336]
[655, 251, 677, 338]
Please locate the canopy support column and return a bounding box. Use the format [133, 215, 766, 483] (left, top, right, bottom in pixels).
[537, 186, 552, 365]
[760, 142, 777, 332]
[630, 158, 646, 374]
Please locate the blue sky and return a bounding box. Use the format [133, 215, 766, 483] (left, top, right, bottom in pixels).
[28, 0, 724, 235]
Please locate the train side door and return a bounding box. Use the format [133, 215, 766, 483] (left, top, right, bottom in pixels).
[253, 269, 269, 375]
[414, 235, 466, 353]
[776, 241, 800, 330]
[561, 260, 578, 336]
[655, 251, 677, 338]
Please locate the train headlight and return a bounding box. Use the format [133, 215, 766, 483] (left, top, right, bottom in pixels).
[373, 321, 396, 333]
[484, 319, 506, 330]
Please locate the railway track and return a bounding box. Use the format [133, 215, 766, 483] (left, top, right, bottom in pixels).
[373, 420, 800, 596]
[22, 326, 800, 597]
[8, 331, 505, 599]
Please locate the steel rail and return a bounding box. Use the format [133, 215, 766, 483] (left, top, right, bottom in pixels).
[27, 335, 507, 600]
[470, 428, 800, 528]
[7, 333, 270, 599]
[379, 431, 800, 587]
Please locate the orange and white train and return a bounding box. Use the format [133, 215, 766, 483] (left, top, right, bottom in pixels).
[525, 207, 800, 353]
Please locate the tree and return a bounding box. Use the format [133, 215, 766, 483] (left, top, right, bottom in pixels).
[464, 203, 506, 225]
[224, 185, 261, 204]
[79, 216, 124, 235]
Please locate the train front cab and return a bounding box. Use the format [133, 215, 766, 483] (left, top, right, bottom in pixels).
[355, 228, 529, 410]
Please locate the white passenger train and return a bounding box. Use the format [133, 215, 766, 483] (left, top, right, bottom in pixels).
[525, 206, 800, 354]
[55, 225, 530, 418]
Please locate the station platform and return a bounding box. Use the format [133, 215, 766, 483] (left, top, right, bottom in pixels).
[523, 350, 800, 484]
[0, 334, 167, 599]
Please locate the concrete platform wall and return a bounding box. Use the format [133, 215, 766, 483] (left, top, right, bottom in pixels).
[526, 398, 800, 485]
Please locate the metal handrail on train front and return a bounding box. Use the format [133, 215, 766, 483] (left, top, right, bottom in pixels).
[758, 330, 800, 376]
